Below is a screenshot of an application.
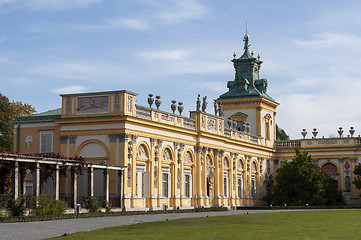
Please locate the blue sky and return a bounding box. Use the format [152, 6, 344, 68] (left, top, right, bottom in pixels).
[1, 0, 361, 139]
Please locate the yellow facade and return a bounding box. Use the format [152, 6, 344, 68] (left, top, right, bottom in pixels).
[12, 36, 361, 208]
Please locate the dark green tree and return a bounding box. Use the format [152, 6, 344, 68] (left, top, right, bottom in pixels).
[265, 149, 344, 206]
[276, 124, 289, 140]
[352, 164, 361, 190]
[0, 93, 13, 152]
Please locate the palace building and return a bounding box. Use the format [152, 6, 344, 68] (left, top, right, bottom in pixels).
[10, 35, 361, 210]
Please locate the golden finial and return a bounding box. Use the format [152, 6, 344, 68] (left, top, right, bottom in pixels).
[233, 52, 236, 59]
[257, 54, 260, 60]
[251, 51, 254, 57]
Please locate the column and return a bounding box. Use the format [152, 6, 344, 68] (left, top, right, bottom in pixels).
[12, 161, 19, 200]
[351, 157, 358, 196]
[21, 168, 26, 197]
[149, 138, 156, 208]
[202, 147, 208, 206]
[104, 168, 109, 203]
[131, 135, 138, 207]
[88, 166, 94, 197]
[54, 163, 60, 200]
[108, 134, 117, 196]
[71, 166, 78, 208]
[118, 133, 129, 208]
[33, 162, 40, 197]
[229, 154, 234, 206]
[179, 143, 185, 207]
[195, 146, 202, 207]
[118, 170, 124, 209]
[339, 158, 344, 191]
[212, 149, 218, 206]
[220, 152, 224, 204]
[172, 142, 179, 208]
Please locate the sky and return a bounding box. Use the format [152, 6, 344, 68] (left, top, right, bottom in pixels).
[1, 0, 361, 139]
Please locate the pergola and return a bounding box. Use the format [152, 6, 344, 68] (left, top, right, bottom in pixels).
[0, 153, 126, 210]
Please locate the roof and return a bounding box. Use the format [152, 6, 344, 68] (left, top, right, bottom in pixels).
[14, 108, 62, 122]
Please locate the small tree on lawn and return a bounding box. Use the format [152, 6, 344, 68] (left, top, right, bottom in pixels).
[265, 149, 344, 206]
[352, 164, 361, 191]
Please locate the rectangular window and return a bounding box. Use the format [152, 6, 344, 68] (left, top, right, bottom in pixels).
[238, 177, 243, 199]
[224, 176, 228, 198]
[25, 180, 33, 195]
[185, 175, 190, 198]
[162, 173, 169, 198]
[40, 131, 53, 153]
[251, 175, 256, 198]
[136, 171, 143, 198]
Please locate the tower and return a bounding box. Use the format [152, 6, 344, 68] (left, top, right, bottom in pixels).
[217, 35, 279, 145]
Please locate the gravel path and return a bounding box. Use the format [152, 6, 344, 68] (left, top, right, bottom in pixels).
[0, 209, 337, 240]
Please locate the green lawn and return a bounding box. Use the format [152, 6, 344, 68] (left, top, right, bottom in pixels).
[52, 210, 361, 240]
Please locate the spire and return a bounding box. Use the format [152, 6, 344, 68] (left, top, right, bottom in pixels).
[240, 34, 252, 59]
[243, 34, 250, 51]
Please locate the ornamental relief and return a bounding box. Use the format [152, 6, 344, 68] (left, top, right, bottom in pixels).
[207, 118, 217, 132]
[201, 115, 206, 129]
[162, 148, 173, 162]
[238, 160, 244, 170]
[76, 96, 109, 114]
[161, 113, 174, 122]
[136, 144, 149, 159]
[206, 155, 214, 178]
[127, 95, 133, 113]
[317, 139, 338, 145]
[223, 158, 229, 169]
[184, 151, 193, 164]
[251, 162, 257, 172]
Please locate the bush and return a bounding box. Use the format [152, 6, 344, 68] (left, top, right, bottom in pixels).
[9, 197, 25, 217]
[83, 196, 101, 213]
[103, 200, 112, 213]
[31, 193, 67, 216]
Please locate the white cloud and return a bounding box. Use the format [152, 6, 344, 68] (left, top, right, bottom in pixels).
[52, 85, 87, 94]
[137, 50, 188, 60]
[156, 0, 207, 24]
[27, 61, 129, 81]
[0, 0, 102, 10]
[294, 32, 361, 48]
[104, 17, 149, 31]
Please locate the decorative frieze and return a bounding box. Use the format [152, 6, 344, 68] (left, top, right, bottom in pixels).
[77, 95, 109, 114]
[109, 134, 118, 143]
[60, 135, 68, 144]
[69, 135, 77, 144]
[119, 133, 130, 142]
[127, 95, 133, 114]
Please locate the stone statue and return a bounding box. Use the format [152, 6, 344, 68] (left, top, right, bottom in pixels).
[218, 102, 223, 117]
[213, 100, 218, 115]
[202, 96, 208, 112]
[196, 94, 201, 112]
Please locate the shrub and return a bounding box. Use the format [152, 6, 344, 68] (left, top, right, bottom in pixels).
[103, 200, 112, 213]
[9, 197, 25, 216]
[83, 196, 100, 213]
[31, 193, 67, 216]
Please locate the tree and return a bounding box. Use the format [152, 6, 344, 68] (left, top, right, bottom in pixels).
[10, 100, 36, 119]
[0, 93, 13, 152]
[276, 124, 289, 140]
[352, 164, 361, 190]
[0, 94, 36, 152]
[265, 149, 344, 206]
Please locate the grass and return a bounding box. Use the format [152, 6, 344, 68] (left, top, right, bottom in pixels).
[51, 210, 361, 240]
